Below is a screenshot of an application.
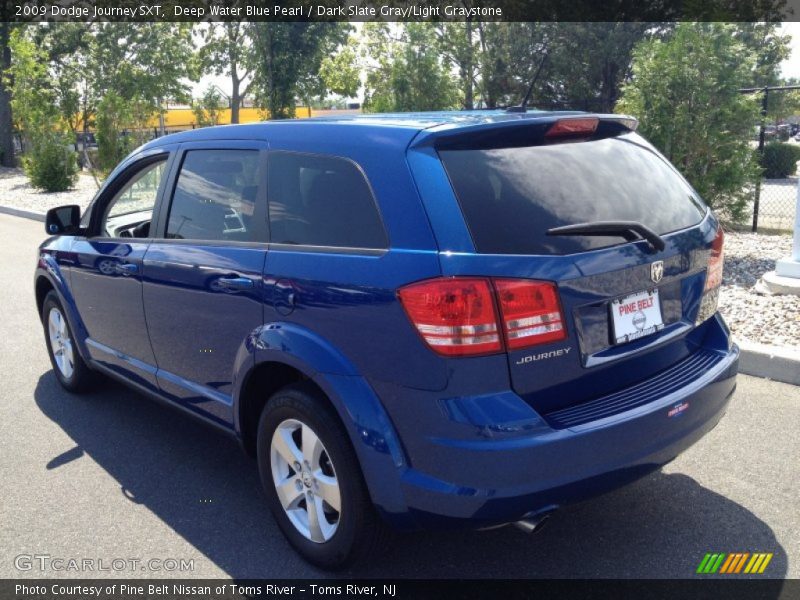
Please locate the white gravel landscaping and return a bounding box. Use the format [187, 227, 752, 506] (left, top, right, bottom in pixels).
[0, 166, 99, 214]
[0, 166, 797, 349]
[720, 231, 799, 349]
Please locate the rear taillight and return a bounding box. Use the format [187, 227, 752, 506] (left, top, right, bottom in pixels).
[494, 279, 566, 348]
[398, 277, 566, 357]
[397, 278, 501, 356]
[705, 227, 724, 292]
[697, 227, 724, 324]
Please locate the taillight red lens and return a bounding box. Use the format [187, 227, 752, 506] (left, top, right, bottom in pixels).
[545, 117, 599, 139]
[398, 277, 568, 357]
[705, 227, 724, 291]
[397, 278, 501, 356]
[494, 279, 567, 348]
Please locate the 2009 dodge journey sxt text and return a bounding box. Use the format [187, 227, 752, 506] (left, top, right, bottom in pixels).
[35, 111, 738, 568]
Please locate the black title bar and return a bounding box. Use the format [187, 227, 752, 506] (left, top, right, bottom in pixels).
[4, 0, 800, 22]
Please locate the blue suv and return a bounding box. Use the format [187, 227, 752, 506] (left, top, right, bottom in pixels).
[36, 112, 738, 568]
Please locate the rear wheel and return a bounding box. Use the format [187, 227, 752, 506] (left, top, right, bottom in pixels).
[256, 383, 389, 569]
[42, 291, 96, 392]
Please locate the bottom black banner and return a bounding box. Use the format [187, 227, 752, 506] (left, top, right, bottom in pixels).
[1, 579, 798, 600]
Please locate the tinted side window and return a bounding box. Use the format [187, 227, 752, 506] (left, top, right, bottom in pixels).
[166, 149, 261, 242]
[267, 152, 387, 249]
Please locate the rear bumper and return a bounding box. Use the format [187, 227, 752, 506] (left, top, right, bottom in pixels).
[390, 340, 738, 529]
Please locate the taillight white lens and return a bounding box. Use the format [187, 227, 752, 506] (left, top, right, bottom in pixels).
[398, 278, 502, 357]
[494, 279, 567, 349]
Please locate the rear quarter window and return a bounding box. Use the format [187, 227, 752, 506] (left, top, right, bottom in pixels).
[267, 151, 387, 250]
[439, 132, 706, 255]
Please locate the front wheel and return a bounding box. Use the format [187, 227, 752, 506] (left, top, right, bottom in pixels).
[42, 291, 96, 392]
[257, 383, 389, 569]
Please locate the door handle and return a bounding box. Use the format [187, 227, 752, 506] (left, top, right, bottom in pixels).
[116, 263, 138, 275]
[216, 276, 255, 292]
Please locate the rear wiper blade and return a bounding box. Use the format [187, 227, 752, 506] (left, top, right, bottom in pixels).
[546, 221, 666, 252]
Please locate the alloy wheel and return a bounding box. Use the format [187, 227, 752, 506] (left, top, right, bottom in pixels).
[48, 307, 74, 379]
[270, 418, 341, 543]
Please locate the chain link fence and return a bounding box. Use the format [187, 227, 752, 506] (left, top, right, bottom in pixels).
[736, 86, 800, 234]
[752, 175, 798, 233]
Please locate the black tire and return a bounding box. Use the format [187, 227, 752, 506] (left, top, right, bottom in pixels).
[42, 291, 96, 393]
[257, 382, 390, 569]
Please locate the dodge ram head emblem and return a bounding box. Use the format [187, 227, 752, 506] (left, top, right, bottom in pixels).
[650, 260, 664, 283]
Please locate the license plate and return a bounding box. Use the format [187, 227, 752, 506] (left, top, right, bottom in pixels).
[610, 288, 664, 345]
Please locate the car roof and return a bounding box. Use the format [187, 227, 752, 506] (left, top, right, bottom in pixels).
[140, 109, 590, 151]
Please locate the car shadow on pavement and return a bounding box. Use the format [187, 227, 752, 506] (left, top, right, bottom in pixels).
[34, 372, 788, 581]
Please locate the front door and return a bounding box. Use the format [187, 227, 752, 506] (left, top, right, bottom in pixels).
[70, 153, 171, 391]
[142, 144, 268, 425]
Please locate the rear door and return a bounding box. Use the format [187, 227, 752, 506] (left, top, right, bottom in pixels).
[428, 120, 718, 420]
[142, 142, 268, 424]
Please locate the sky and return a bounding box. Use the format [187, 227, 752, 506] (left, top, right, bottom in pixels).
[781, 22, 800, 79]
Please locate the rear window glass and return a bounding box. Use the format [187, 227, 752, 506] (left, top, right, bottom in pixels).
[439, 132, 706, 255]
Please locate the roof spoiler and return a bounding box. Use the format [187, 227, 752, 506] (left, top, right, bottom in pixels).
[426, 114, 639, 151]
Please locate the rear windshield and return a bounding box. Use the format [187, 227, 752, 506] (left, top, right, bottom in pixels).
[439, 132, 706, 255]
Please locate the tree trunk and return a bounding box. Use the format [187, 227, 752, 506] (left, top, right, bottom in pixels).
[0, 22, 15, 167]
[464, 19, 474, 110]
[231, 75, 240, 124]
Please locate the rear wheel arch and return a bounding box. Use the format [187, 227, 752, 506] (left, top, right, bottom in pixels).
[238, 361, 335, 456]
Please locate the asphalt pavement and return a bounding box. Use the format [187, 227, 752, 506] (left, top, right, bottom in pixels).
[1, 212, 798, 579]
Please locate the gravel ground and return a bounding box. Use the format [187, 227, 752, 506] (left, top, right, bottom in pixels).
[0, 166, 797, 348]
[719, 231, 799, 349]
[0, 166, 98, 213]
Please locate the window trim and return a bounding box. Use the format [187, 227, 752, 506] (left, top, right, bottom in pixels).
[265, 149, 390, 253]
[155, 145, 269, 245]
[85, 151, 172, 241]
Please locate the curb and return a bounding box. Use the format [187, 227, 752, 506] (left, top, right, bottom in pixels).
[0, 205, 45, 222]
[737, 340, 800, 386]
[3, 202, 798, 385]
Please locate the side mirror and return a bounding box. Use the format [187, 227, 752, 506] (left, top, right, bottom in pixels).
[45, 205, 81, 235]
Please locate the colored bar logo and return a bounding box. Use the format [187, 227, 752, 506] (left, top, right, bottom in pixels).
[696, 552, 773, 574]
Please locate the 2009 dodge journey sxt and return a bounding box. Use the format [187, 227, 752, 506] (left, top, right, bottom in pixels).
[35, 111, 738, 568]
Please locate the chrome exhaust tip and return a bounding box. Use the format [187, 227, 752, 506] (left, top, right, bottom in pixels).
[513, 510, 555, 534]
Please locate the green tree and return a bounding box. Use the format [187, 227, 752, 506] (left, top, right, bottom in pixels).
[617, 23, 761, 221]
[764, 78, 800, 126]
[361, 23, 460, 113]
[90, 22, 196, 139]
[7, 29, 76, 191]
[94, 91, 155, 173]
[192, 86, 226, 127]
[472, 22, 661, 111]
[436, 20, 479, 109]
[91, 23, 196, 106]
[545, 23, 666, 112]
[31, 23, 97, 176]
[733, 22, 791, 88]
[199, 20, 254, 124]
[319, 40, 360, 99]
[250, 23, 350, 118]
[0, 22, 17, 167]
[475, 22, 553, 108]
